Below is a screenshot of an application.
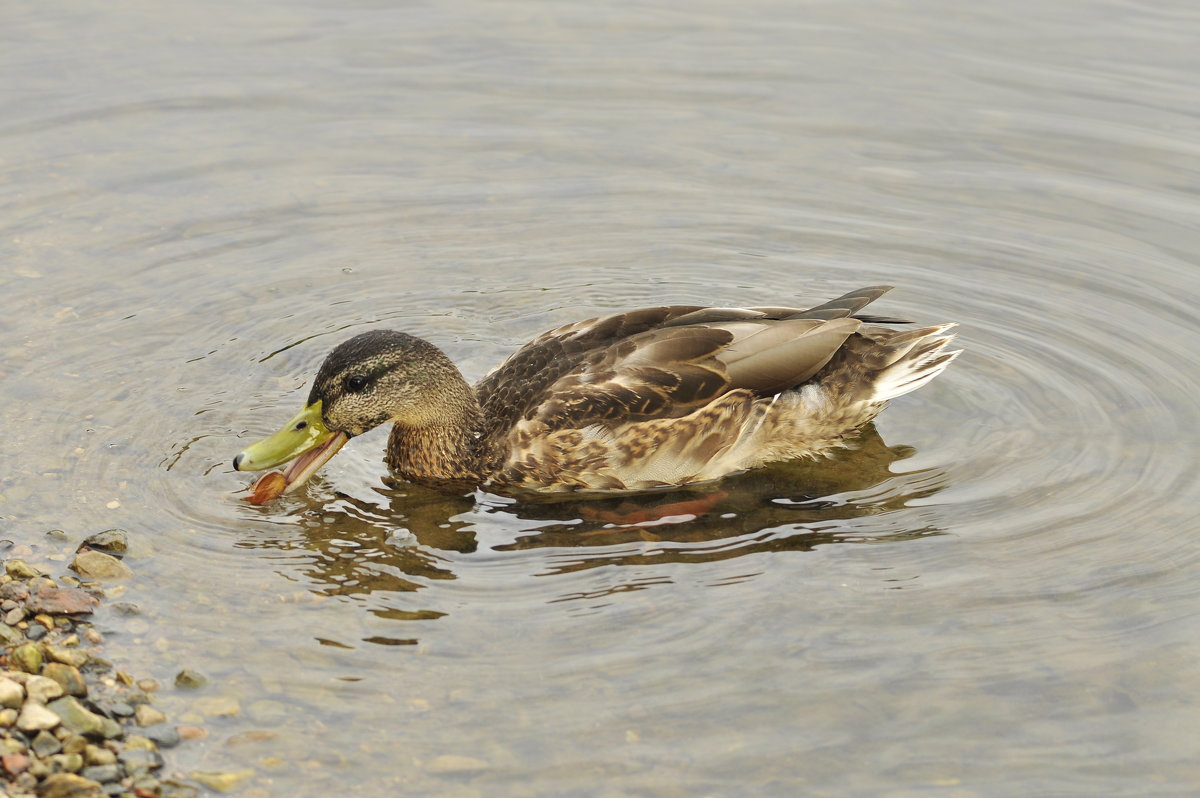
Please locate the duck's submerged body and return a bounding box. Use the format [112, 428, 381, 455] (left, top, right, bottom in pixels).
[234, 286, 959, 500]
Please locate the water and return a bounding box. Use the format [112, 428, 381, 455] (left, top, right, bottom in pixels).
[4, 0, 1200, 795]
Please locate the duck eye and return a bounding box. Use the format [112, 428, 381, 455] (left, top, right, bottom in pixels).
[345, 375, 369, 393]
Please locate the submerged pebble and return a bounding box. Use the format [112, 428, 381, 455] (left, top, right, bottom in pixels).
[173, 670, 207, 689]
[78, 530, 128, 557]
[69, 551, 132, 582]
[188, 768, 255, 792]
[2, 543, 199, 797]
[37, 772, 104, 798]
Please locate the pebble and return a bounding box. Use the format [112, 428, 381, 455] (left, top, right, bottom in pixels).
[80, 763, 122, 783]
[17, 702, 61, 732]
[48, 751, 84, 773]
[192, 695, 240, 718]
[38, 772, 104, 798]
[108, 701, 134, 717]
[45, 644, 90, 668]
[188, 768, 255, 792]
[12, 642, 44, 674]
[86, 744, 116, 766]
[173, 669, 207, 689]
[109, 601, 140, 616]
[123, 734, 156, 751]
[69, 551, 132, 582]
[46, 697, 110, 738]
[31, 729, 62, 757]
[25, 674, 66, 703]
[176, 725, 207, 741]
[0, 676, 24, 708]
[119, 747, 163, 775]
[424, 754, 491, 774]
[26, 584, 99, 615]
[43, 663, 88, 697]
[140, 723, 181, 749]
[5, 560, 43, 579]
[80, 530, 129, 556]
[2, 750, 31, 775]
[62, 734, 89, 754]
[0, 623, 23, 645]
[134, 704, 168, 726]
[0, 550, 197, 798]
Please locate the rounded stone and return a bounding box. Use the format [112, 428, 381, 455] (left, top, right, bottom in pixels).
[0, 623, 23, 646]
[173, 669, 207, 689]
[192, 695, 239, 718]
[0, 676, 25, 708]
[43, 663, 88, 698]
[134, 704, 168, 727]
[80, 529, 129, 556]
[140, 724, 180, 749]
[45, 645, 90, 669]
[108, 701, 134, 717]
[85, 744, 116, 766]
[424, 754, 491, 774]
[46, 697, 106, 738]
[123, 734, 157, 752]
[5, 559, 43, 579]
[118, 747, 163, 774]
[31, 728, 63, 756]
[62, 734, 90, 755]
[12, 642, 44, 674]
[188, 769, 255, 792]
[52, 751, 85, 772]
[24, 674, 66, 703]
[17, 701, 61, 732]
[69, 551, 132, 582]
[38, 772, 104, 798]
[80, 763, 122, 783]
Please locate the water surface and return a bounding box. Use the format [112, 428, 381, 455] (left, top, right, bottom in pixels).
[4, 0, 1200, 795]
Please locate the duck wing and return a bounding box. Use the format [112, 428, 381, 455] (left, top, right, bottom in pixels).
[474, 286, 894, 449]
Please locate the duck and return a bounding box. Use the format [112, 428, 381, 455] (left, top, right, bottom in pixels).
[233, 286, 959, 500]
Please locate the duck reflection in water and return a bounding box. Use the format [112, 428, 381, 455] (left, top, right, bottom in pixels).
[244, 422, 946, 602]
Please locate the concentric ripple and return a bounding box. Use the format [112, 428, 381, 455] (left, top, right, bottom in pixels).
[3, 0, 1200, 795]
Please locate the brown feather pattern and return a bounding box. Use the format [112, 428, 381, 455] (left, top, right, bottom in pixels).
[295, 286, 959, 493]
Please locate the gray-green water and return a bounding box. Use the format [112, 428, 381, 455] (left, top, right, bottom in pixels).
[4, 0, 1200, 795]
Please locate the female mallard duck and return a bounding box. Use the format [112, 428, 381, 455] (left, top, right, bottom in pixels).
[233, 286, 958, 500]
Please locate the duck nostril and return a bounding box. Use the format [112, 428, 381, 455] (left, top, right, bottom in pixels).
[295, 421, 307, 430]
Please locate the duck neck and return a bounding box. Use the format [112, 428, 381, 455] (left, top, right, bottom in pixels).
[385, 389, 483, 486]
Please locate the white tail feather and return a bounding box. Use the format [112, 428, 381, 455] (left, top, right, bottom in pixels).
[871, 329, 961, 403]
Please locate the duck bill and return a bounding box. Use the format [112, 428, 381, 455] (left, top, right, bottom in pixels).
[234, 402, 349, 494]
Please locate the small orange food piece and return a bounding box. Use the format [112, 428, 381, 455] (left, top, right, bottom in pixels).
[247, 471, 287, 504]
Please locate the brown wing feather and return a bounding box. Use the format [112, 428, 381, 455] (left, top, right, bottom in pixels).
[474, 287, 893, 464]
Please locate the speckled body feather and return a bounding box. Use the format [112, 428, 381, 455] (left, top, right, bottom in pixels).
[449, 285, 960, 492]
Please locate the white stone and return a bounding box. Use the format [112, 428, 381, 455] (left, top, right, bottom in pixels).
[24, 675, 64, 703]
[0, 677, 24, 708]
[17, 701, 61, 731]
